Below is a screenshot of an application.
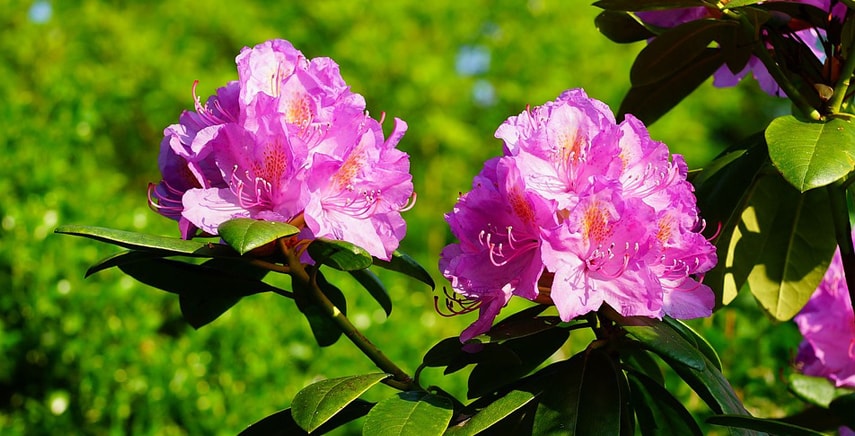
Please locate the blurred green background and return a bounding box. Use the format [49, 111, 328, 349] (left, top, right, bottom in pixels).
[2, 0, 806, 434]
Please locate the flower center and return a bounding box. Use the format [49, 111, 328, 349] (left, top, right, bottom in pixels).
[508, 188, 535, 225]
[582, 201, 612, 244]
[283, 93, 313, 127]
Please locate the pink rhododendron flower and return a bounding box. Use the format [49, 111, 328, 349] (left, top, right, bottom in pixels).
[794, 243, 855, 389]
[440, 89, 716, 341]
[149, 39, 413, 260]
[636, 1, 837, 97]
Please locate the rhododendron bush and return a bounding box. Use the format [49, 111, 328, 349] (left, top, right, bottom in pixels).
[57, 1, 855, 434]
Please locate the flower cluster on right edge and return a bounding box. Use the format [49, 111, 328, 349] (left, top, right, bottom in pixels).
[439, 89, 717, 341]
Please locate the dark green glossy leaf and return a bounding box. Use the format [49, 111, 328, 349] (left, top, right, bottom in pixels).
[692, 138, 768, 305]
[217, 218, 299, 255]
[349, 269, 392, 316]
[593, 0, 706, 11]
[595, 10, 654, 43]
[468, 327, 569, 398]
[422, 337, 466, 368]
[117, 257, 281, 328]
[631, 19, 736, 87]
[307, 238, 373, 271]
[619, 343, 665, 386]
[86, 250, 165, 277]
[707, 415, 825, 436]
[373, 250, 435, 289]
[362, 391, 453, 436]
[668, 355, 751, 419]
[533, 349, 623, 435]
[767, 116, 855, 192]
[445, 390, 537, 436]
[628, 371, 703, 436]
[663, 317, 722, 371]
[290, 373, 389, 433]
[607, 310, 706, 371]
[55, 224, 237, 257]
[485, 305, 559, 342]
[619, 47, 725, 125]
[731, 174, 836, 320]
[178, 258, 271, 329]
[789, 374, 838, 408]
[294, 269, 348, 347]
[238, 400, 374, 436]
[829, 393, 855, 429]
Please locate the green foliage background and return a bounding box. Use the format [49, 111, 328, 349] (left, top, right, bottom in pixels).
[1, 0, 806, 434]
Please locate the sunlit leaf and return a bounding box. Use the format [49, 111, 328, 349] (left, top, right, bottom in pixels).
[607, 310, 706, 371]
[669, 356, 752, 419]
[618, 47, 724, 125]
[349, 269, 392, 316]
[445, 390, 537, 436]
[722, 0, 764, 7]
[290, 373, 389, 433]
[663, 317, 722, 371]
[767, 116, 855, 192]
[627, 371, 702, 436]
[788, 374, 838, 408]
[732, 175, 836, 320]
[362, 391, 453, 436]
[373, 250, 435, 289]
[707, 415, 825, 436]
[217, 218, 300, 255]
[306, 238, 373, 271]
[631, 19, 736, 87]
[55, 224, 237, 257]
[595, 10, 654, 43]
[239, 401, 374, 436]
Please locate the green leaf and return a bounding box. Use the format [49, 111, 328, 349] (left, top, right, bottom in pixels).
[422, 337, 466, 368]
[239, 401, 374, 436]
[631, 19, 736, 87]
[692, 138, 768, 305]
[732, 174, 837, 320]
[349, 269, 392, 316]
[117, 257, 281, 328]
[468, 327, 569, 399]
[373, 250, 435, 289]
[290, 373, 389, 433]
[217, 218, 300, 255]
[445, 390, 537, 436]
[766, 116, 855, 192]
[362, 391, 453, 436]
[789, 374, 838, 408]
[85, 250, 166, 277]
[619, 343, 665, 386]
[618, 47, 725, 125]
[307, 238, 373, 271]
[485, 304, 559, 342]
[722, 0, 764, 7]
[593, 0, 707, 11]
[607, 310, 706, 371]
[627, 371, 702, 436]
[55, 225, 237, 257]
[595, 10, 654, 43]
[663, 317, 722, 371]
[533, 349, 623, 435]
[707, 415, 826, 436]
[668, 355, 751, 419]
[293, 269, 347, 347]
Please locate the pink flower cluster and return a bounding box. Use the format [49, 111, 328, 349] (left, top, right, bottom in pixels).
[440, 89, 717, 341]
[149, 39, 413, 260]
[637, 1, 841, 97]
[794, 244, 855, 389]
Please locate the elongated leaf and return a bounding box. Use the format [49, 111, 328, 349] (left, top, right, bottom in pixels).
[663, 317, 722, 371]
[767, 116, 855, 192]
[373, 250, 435, 289]
[619, 342, 665, 386]
[307, 238, 373, 271]
[117, 257, 280, 297]
[362, 391, 453, 436]
[293, 269, 347, 347]
[668, 355, 752, 420]
[593, 0, 706, 11]
[595, 10, 654, 43]
[628, 371, 703, 436]
[445, 390, 537, 436]
[178, 258, 271, 328]
[606, 309, 706, 371]
[631, 19, 736, 87]
[86, 250, 166, 277]
[290, 373, 389, 433]
[55, 225, 237, 257]
[531, 354, 585, 435]
[239, 400, 374, 436]
[707, 415, 825, 436]
[485, 304, 559, 342]
[349, 269, 392, 316]
[733, 174, 836, 320]
[217, 218, 300, 255]
[619, 47, 725, 125]
[722, 0, 764, 7]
